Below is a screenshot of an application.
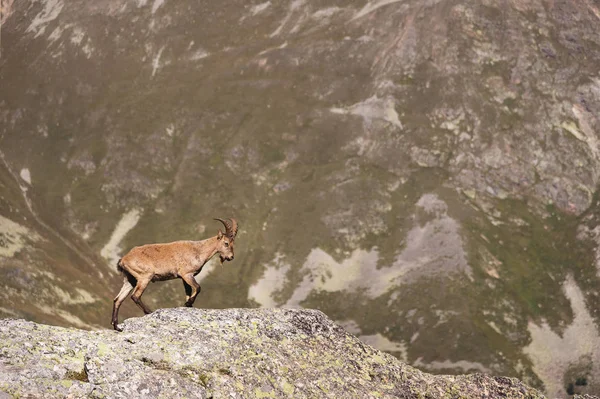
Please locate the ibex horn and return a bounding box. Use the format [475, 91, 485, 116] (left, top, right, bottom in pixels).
[214, 218, 238, 240]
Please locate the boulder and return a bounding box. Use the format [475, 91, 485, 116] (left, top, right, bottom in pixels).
[0, 308, 549, 398]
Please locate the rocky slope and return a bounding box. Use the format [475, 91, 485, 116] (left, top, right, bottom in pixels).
[1, 0, 600, 397]
[0, 307, 548, 399]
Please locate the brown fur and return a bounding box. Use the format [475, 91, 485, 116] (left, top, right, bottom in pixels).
[111, 218, 237, 331]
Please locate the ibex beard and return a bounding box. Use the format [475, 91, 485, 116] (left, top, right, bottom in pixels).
[111, 217, 238, 331]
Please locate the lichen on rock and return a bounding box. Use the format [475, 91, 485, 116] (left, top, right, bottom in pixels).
[0, 308, 549, 398]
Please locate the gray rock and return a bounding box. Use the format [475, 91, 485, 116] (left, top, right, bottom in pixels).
[0, 308, 546, 399]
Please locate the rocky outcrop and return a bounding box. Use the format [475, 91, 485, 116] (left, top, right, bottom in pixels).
[0, 308, 545, 399]
[3, 0, 600, 395]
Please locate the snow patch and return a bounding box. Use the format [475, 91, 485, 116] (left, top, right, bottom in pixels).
[151, 0, 165, 14]
[251, 1, 271, 15]
[101, 209, 142, 268]
[259, 41, 288, 55]
[566, 104, 600, 160]
[338, 320, 362, 335]
[82, 42, 94, 58]
[48, 23, 70, 43]
[152, 46, 166, 77]
[52, 286, 98, 305]
[240, 1, 271, 22]
[0, 307, 19, 317]
[189, 49, 210, 61]
[359, 333, 407, 360]
[413, 357, 491, 373]
[312, 7, 342, 19]
[0, 0, 15, 24]
[352, 0, 404, 21]
[248, 253, 291, 307]
[194, 257, 220, 284]
[37, 305, 98, 329]
[27, 0, 65, 38]
[20, 168, 32, 185]
[285, 248, 380, 305]
[524, 276, 600, 398]
[166, 124, 175, 136]
[0, 215, 40, 257]
[249, 194, 469, 307]
[270, 0, 305, 37]
[330, 95, 403, 129]
[70, 26, 84, 45]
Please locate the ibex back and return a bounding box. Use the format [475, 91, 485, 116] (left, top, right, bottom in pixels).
[111, 217, 238, 331]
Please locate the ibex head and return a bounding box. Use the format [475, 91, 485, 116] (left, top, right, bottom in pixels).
[214, 218, 238, 263]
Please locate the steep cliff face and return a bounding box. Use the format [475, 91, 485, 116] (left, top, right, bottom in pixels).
[1, 0, 600, 396]
[0, 308, 548, 398]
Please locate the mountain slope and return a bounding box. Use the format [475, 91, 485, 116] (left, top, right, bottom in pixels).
[1, 0, 600, 396]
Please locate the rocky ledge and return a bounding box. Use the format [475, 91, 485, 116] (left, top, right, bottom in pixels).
[0, 308, 559, 398]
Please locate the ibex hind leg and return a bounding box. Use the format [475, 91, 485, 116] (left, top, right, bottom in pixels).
[112, 276, 135, 331]
[131, 277, 153, 315]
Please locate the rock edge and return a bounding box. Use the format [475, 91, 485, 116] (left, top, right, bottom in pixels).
[0, 308, 573, 398]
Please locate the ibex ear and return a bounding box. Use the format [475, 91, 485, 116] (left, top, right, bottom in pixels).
[217, 230, 223, 240]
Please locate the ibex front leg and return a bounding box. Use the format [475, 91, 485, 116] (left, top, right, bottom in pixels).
[181, 274, 201, 307]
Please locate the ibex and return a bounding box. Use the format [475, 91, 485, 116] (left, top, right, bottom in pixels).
[111, 218, 238, 331]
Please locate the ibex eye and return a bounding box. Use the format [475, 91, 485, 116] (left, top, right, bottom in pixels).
[225, 242, 229, 247]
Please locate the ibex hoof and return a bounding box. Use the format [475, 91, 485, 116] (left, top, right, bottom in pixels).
[113, 324, 123, 332]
